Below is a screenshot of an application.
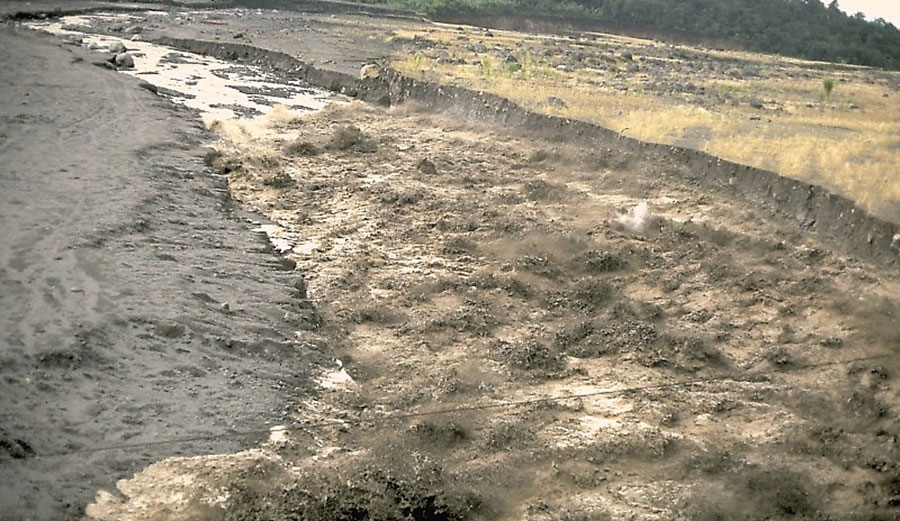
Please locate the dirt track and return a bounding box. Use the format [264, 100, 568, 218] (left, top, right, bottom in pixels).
[0, 25, 324, 520]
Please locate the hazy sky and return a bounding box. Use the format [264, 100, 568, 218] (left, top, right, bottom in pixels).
[836, 0, 900, 26]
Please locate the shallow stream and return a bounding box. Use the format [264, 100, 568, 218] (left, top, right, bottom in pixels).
[27, 11, 334, 124]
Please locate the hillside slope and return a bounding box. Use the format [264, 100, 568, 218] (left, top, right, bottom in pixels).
[356, 0, 900, 69]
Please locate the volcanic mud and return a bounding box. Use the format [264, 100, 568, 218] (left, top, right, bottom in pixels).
[3, 4, 899, 520]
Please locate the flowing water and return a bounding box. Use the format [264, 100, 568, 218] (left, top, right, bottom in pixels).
[27, 12, 334, 125]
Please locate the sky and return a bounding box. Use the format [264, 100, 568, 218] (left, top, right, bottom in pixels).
[835, 0, 900, 26]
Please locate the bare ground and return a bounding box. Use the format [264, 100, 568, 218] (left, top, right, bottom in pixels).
[0, 24, 324, 521]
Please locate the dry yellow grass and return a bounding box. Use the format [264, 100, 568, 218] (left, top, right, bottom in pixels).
[391, 27, 900, 220]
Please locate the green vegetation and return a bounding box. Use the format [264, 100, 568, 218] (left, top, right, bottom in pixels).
[822, 77, 836, 101]
[360, 0, 900, 69]
[478, 56, 492, 77]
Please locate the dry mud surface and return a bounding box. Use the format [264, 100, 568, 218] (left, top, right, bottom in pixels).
[2, 4, 900, 521]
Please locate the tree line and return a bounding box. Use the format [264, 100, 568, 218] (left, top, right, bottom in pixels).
[357, 0, 900, 69]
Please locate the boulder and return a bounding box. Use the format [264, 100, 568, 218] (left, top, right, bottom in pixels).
[360, 63, 380, 80]
[416, 158, 437, 175]
[114, 52, 135, 69]
[108, 42, 126, 54]
[546, 96, 567, 108]
[138, 81, 158, 94]
[93, 59, 115, 70]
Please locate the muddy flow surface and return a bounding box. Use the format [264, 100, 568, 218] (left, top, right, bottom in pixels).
[0, 23, 331, 521]
[146, 100, 897, 521]
[3, 5, 900, 521]
[87, 100, 900, 521]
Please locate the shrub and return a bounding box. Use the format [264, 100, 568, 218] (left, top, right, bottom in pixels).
[822, 77, 835, 101]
